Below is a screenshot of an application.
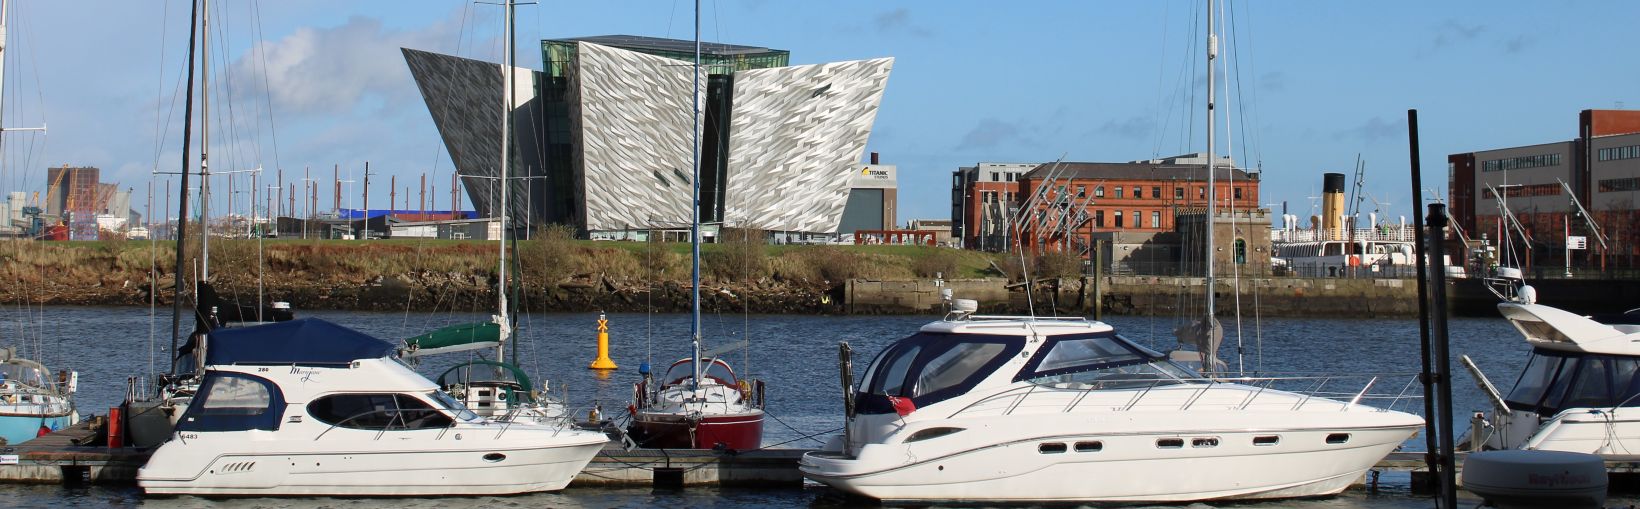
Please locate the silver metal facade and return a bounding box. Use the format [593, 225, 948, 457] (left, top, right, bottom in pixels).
[567, 42, 702, 231]
[724, 58, 893, 233]
[402, 48, 539, 223]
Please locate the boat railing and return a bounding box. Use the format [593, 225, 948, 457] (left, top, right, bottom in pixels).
[946, 372, 1423, 419]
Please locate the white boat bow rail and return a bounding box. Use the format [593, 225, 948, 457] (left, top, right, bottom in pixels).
[943, 373, 1424, 420]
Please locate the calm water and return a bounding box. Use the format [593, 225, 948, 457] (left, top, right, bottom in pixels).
[0, 305, 1612, 507]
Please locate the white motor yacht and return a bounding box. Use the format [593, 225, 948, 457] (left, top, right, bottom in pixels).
[800, 303, 1424, 504]
[1462, 273, 1640, 455]
[137, 318, 608, 496]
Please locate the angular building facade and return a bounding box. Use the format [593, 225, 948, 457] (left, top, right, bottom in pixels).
[405, 35, 892, 236]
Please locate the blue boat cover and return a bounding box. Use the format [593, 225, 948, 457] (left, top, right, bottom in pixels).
[205, 318, 395, 366]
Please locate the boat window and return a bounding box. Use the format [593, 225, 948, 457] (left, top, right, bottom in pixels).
[1015, 333, 1191, 386]
[1037, 336, 1142, 372]
[1038, 442, 1067, 454]
[876, 345, 921, 396]
[1074, 441, 1103, 452]
[175, 372, 285, 432]
[1505, 351, 1565, 409]
[1507, 350, 1640, 414]
[854, 332, 1025, 415]
[912, 342, 1006, 398]
[308, 393, 453, 430]
[429, 390, 481, 422]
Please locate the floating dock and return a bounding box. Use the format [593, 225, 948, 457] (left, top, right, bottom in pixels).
[5, 423, 1638, 493]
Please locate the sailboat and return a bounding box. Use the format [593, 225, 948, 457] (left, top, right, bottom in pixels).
[799, 1, 1423, 502]
[626, 1, 765, 450]
[0, 0, 77, 445]
[399, 0, 565, 424]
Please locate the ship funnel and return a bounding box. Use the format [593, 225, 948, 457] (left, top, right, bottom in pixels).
[1323, 173, 1346, 239]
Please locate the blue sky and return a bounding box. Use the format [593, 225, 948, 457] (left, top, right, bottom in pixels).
[0, 1, 1634, 227]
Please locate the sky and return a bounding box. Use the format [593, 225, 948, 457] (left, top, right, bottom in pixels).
[0, 0, 1636, 228]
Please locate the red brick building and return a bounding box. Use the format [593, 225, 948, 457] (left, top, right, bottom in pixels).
[1448, 109, 1640, 270]
[1013, 156, 1260, 254]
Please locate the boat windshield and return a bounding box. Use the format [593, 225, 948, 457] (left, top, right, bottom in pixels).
[428, 390, 481, 422]
[1506, 348, 1640, 414]
[1014, 333, 1195, 388]
[0, 363, 49, 388]
[853, 332, 1025, 414]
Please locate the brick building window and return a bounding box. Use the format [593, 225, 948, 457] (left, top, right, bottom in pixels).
[1095, 186, 1105, 198]
[1115, 187, 1124, 199]
[1152, 186, 1161, 199]
[1133, 210, 1141, 229]
[1151, 211, 1161, 228]
[1095, 210, 1104, 227]
[1234, 188, 1243, 200]
[1174, 187, 1184, 199]
[1114, 211, 1123, 228]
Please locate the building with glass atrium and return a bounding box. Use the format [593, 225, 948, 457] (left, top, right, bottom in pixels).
[404, 35, 892, 237]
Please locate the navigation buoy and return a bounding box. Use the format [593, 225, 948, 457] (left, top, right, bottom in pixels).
[589, 312, 618, 370]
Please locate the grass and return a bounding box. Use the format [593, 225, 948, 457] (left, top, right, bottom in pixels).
[0, 237, 1008, 302]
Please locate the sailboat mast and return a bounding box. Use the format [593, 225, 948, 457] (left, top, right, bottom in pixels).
[0, 0, 9, 127]
[690, 0, 703, 391]
[199, 0, 211, 281]
[1204, 0, 1217, 320]
[169, 0, 201, 374]
[496, 0, 514, 363]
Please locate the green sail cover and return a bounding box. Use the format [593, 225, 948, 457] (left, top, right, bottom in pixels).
[401, 321, 502, 358]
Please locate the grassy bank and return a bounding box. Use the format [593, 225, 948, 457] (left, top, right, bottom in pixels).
[0, 237, 1024, 312]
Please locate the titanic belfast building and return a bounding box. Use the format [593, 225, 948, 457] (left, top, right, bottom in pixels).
[403, 35, 893, 236]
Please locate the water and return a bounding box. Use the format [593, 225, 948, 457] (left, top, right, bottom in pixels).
[0, 305, 1601, 507]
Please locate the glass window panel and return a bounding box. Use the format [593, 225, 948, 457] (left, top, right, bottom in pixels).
[912, 343, 1006, 398]
[201, 376, 271, 415]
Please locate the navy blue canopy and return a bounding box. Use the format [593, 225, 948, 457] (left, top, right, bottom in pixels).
[205, 318, 395, 366]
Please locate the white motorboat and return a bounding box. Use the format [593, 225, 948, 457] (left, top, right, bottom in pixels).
[137, 318, 608, 496]
[800, 302, 1424, 503]
[1462, 271, 1640, 456]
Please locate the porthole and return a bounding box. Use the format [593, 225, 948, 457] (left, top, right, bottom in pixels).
[483, 453, 507, 462]
[1326, 433, 1351, 445]
[1157, 438, 1183, 449]
[1038, 442, 1068, 454]
[1074, 441, 1103, 452]
[906, 427, 965, 443]
[1253, 435, 1280, 446]
[1192, 437, 1219, 448]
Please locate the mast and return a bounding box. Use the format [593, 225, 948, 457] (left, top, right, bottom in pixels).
[199, 0, 211, 281]
[496, 0, 514, 363]
[690, 0, 703, 391]
[169, 0, 201, 374]
[1203, 0, 1217, 324]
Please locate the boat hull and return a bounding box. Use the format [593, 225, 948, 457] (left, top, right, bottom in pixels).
[139, 436, 607, 496]
[628, 412, 764, 450]
[802, 424, 1420, 503]
[0, 413, 72, 445]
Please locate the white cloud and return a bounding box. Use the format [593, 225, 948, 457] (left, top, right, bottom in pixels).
[226, 12, 466, 117]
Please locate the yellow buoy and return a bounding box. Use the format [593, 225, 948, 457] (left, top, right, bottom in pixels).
[589, 312, 618, 370]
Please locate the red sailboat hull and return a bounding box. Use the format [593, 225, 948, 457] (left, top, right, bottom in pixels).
[628, 411, 764, 450]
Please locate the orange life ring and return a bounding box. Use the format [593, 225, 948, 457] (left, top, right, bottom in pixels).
[1347, 255, 1361, 267]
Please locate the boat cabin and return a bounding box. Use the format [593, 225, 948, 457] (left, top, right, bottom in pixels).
[854, 329, 1195, 415]
[660, 358, 740, 388]
[1505, 348, 1640, 416]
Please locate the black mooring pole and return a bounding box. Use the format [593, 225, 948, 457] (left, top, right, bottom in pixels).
[1427, 203, 1458, 508]
[1406, 109, 1443, 498]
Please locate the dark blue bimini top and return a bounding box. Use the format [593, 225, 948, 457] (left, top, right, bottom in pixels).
[205, 318, 395, 366]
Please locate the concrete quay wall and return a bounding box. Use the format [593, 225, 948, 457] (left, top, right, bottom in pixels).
[845, 276, 1420, 317]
